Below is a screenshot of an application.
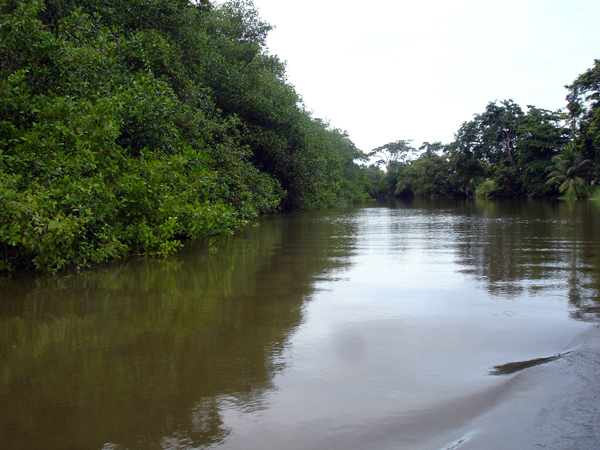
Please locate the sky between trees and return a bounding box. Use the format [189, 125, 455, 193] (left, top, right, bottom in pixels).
[251, 0, 600, 152]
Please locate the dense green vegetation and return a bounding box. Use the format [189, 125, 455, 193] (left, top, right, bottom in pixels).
[370, 61, 600, 200]
[2, 0, 599, 273]
[0, 0, 370, 272]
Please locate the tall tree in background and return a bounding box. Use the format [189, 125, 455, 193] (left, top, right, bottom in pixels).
[565, 59, 600, 179]
[446, 101, 567, 197]
[478, 100, 523, 167]
[446, 120, 486, 196]
[515, 106, 569, 196]
[368, 140, 416, 171]
[367, 140, 416, 197]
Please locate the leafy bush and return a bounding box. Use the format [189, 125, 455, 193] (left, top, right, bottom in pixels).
[0, 0, 368, 273]
[476, 180, 498, 199]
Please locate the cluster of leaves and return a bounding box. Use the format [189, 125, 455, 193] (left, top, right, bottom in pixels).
[545, 141, 593, 199]
[0, 0, 369, 273]
[369, 59, 600, 200]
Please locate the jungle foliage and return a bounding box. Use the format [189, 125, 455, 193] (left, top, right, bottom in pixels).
[371, 61, 600, 200]
[0, 0, 369, 272]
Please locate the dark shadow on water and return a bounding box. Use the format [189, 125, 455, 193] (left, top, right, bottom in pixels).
[489, 351, 572, 375]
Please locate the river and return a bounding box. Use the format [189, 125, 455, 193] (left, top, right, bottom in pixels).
[1, 199, 599, 449]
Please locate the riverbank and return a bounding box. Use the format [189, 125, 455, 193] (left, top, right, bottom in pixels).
[450, 324, 600, 450]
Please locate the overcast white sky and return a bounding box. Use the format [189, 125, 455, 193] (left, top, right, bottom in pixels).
[250, 0, 600, 152]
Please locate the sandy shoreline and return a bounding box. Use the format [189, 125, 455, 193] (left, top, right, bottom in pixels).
[448, 324, 600, 450]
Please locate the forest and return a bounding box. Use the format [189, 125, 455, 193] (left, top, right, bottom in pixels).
[1, 0, 599, 273]
[367, 60, 600, 201]
[0, 0, 370, 272]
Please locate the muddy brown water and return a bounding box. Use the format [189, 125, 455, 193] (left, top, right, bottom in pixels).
[1, 199, 599, 449]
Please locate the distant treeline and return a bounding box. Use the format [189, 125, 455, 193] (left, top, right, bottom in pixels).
[367, 60, 600, 201]
[0, 0, 370, 272]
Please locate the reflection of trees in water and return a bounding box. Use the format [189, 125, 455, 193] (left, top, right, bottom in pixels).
[565, 203, 600, 321]
[0, 208, 359, 450]
[451, 200, 600, 320]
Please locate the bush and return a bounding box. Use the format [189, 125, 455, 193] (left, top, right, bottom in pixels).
[476, 180, 498, 198]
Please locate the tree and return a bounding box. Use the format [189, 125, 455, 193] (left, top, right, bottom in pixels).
[364, 140, 416, 198]
[446, 120, 487, 196]
[546, 142, 593, 199]
[446, 100, 567, 197]
[478, 100, 523, 167]
[368, 140, 416, 171]
[514, 106, 568, 197]
[418, 141, 446, 157]
[394, 152, 453, 198]
[565, 59, 600, 179]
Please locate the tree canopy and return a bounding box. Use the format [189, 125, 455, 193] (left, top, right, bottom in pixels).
[369, 61, 600, 200]
[0, 0, 369, 272]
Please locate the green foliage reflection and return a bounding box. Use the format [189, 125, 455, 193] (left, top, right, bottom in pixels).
[0, 206, 359, 450]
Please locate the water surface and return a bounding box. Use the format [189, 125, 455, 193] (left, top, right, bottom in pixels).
[1, 199, 599, 449]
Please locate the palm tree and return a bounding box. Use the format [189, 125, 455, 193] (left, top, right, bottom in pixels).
[546, 142, 593, 199]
